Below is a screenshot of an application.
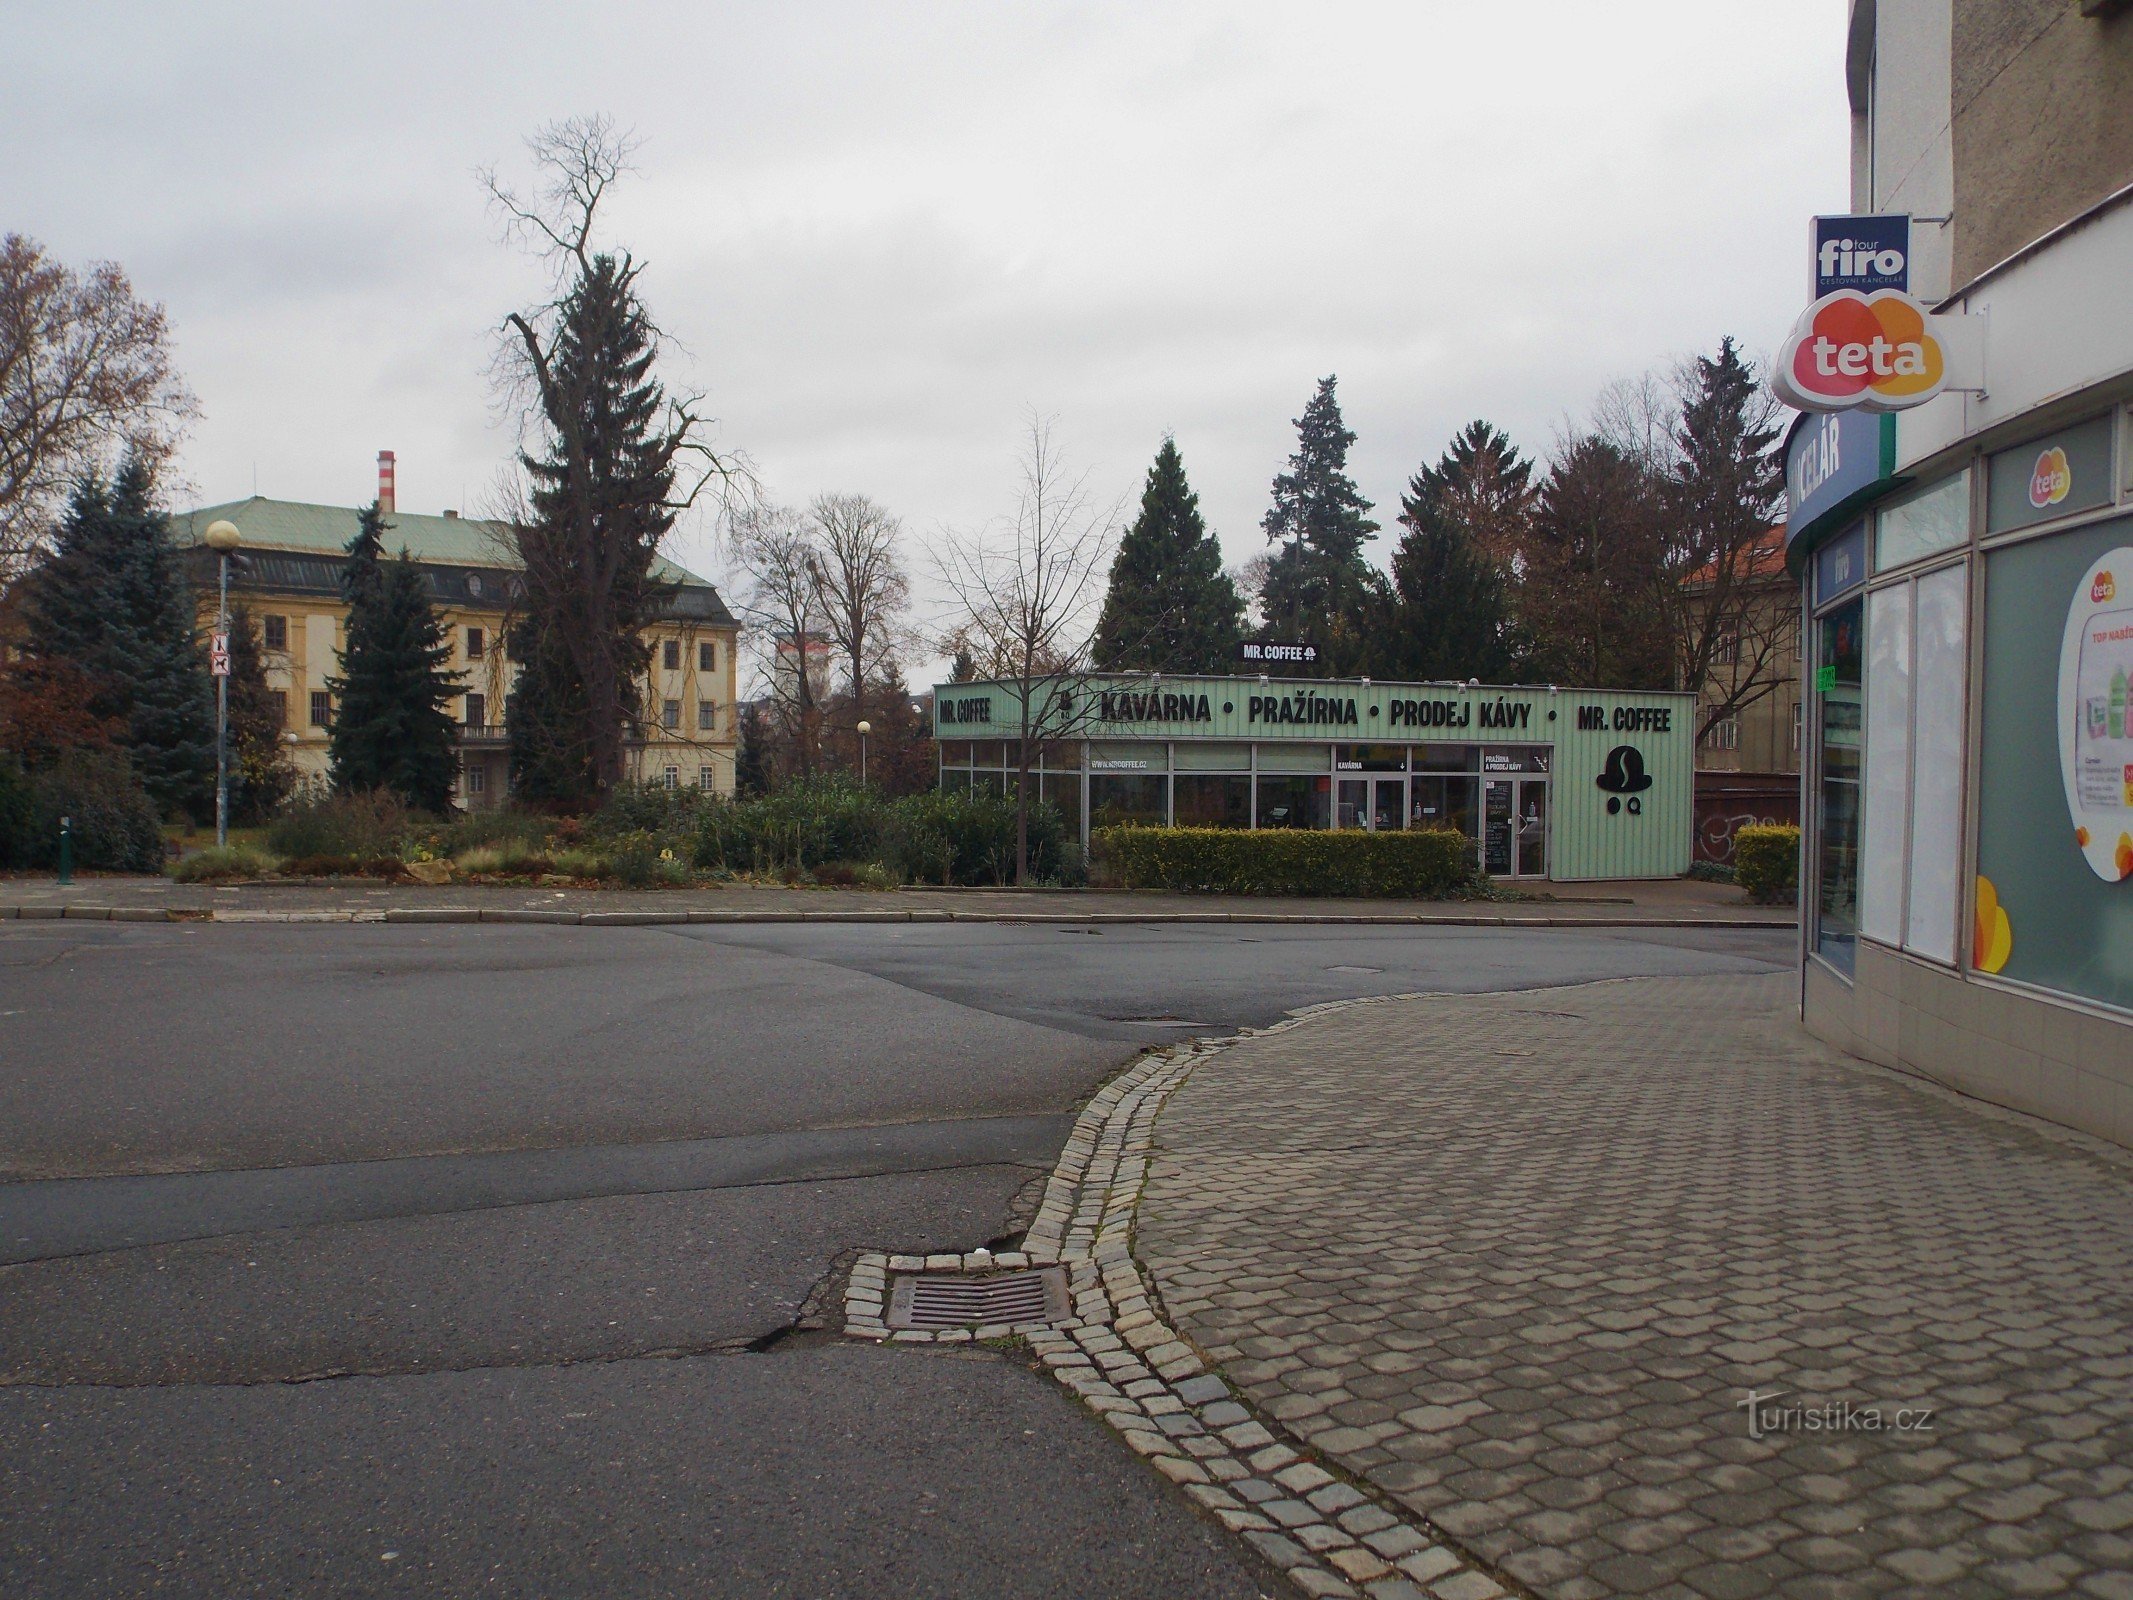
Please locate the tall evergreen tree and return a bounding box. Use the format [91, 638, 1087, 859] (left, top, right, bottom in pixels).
[1518, 437, 1671, 690]
[508, 252, 682, 803]
[1257, 376, 1382, 675]
[1092, 437, 1244, 673]
[328, 503, 462, 811]
[224, 603, 297, 823]
[1377, 422, 1530, 683]
[23, 456, 215, 820]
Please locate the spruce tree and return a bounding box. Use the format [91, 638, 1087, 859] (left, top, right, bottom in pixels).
[328, 504, 462, 812]
[225, 603, 297, 823]
[1257, 376, 1382, 675]
[23, 457, 215, 820]
[1092, 437, 1244, 673]
[510, 253, 680, 803]
[1378, 422, 1530, 683]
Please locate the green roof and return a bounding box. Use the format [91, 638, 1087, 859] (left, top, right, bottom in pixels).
[169, 497, 714, 589]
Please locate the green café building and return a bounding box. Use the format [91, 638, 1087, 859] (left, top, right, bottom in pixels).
[933, 674, 1696, 882]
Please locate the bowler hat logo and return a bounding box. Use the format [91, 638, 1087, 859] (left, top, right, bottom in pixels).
[1596, 744, 1652, 815]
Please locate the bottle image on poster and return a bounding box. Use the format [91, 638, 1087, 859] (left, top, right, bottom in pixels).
[2059, 545, 2133, 881]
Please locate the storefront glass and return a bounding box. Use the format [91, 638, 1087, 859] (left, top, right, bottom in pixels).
[1815, 596, 1865, 972]
[1254, 774, 1329, 829]
[1090, 773, 1167, 828]
[1976, 515, 2133, 1010]
[1874, 471, 1969, 572]
[1041, 772, 1083, 838]
[1174, 773, 1251, 828]
[1409, 775, 1478, 839]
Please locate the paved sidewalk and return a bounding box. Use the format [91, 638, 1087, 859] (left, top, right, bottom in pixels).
[0, 874, 1788, 927]
[1136, 974, 2133, 1600]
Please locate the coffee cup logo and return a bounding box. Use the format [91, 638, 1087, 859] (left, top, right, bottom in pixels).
[1596, 744, 1652, 816]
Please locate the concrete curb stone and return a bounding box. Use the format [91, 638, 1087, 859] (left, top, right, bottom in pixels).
[841, 1004, 1528, 1600]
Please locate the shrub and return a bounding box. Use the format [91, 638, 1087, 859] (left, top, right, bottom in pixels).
[23, 750, 166, 873]
[694, 780, 889, 876]
[172, 843, 282, 882]
[1732, 824, 1800, 904]
[550, 846, 611, 880]
[879, 790, 1070, 886]
[593, 781, 714, 841]
[453, 840, 556, 877]
[267, 790, 414, 861]
[1686, 859, 1737, 884]
[604, 829, 691, 888]
[1092, 826, 1474, 898]
[436, 808, 554, 857]
[281, 854, 409, 879]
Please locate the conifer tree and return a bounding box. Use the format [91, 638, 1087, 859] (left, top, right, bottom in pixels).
[224, 603, 297, 822]
[23, 456, 215, 819]
[1258, 376, 1382, 675]
[1092, 437, 1244, 673]
[328, 503, 462, 811]
[1378, 422, 1530, 684]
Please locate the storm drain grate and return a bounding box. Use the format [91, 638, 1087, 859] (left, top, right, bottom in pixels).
[886, 1267, 1069, 1330]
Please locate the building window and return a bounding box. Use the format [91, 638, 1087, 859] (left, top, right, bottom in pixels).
[699, 641, 716, 672]
[697, 700, 716, 731]
[698, 766, 714, 789]
[263, 614, 288, 651]
[1712, 633, 1740, 667]
[269, 689, 288, 730]
[1793, 701, 1803, 754]
[1813, 597, 1864, 974]
[465, 692, 487, 728]
[662, 765, 679, 790]
[1702, 716, 1741, 752]
[466, 763, 486, 795]
[309, 690, 333, 728]
[467, 573, 484, 598]
[662, 698, 681, 730]
[467, 626, 485, 660]
[663, 638, 681, 671]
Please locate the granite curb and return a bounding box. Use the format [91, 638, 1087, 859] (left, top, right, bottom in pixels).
[842, 1008, 1533, 1600]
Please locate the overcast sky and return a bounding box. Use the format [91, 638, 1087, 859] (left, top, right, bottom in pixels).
[10, 1, 1849, 679]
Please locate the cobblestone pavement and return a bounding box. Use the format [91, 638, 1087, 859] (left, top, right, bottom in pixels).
[1137, 973, 2133, 1600]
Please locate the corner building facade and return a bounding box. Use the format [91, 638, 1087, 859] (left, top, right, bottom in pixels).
[1788, 1, 2133, 1146]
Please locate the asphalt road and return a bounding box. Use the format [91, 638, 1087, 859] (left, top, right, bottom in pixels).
[0, 917, 1793, 1597]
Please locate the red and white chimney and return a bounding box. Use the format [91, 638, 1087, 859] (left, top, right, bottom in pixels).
[377, 450, 396, 514]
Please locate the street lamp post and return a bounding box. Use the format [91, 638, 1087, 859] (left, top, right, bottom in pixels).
[203, 519, 242, 849]
[856, 720, 872, 788]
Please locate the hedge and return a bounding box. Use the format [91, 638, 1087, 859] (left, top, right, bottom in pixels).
[1733, 824, 1800, 904]
[1092, 826, 1474, 898]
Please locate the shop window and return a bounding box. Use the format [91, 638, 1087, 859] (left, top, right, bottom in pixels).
[663, 639, 681, 671]
[1860, 590, 1912, 947]
[697, 700, 716, 731]
[1335, 744, 1407, 772]
[1986, 416, 2113, 535]
[1172, 741, 1251, 772]
[1174, 773, 1251, 828]
[1409, 775, 1477, 838]
[699, 641, 717, 672]
[1875, 471, 1969, 571]
[662, 698, 681, 730]
[1254, 773, 1329, 830]
[466, 626, 485, 661]
[1087, 741, 1161, 774]
[938, 741, 973, 767]
[263, 614, 288, 651]
[1090, 773, 1168, 828]
[310, 690, 333, 728]
[1411, 744, 1476, 772]
[464, 692, 487, 728]
[1254, 742, 1330, 773]
[1975, 517, 2133, 1011]
[1812, 598, 1864, 973]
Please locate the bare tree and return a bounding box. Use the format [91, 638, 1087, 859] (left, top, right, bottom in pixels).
[726, 499, 827, 782]
[0, 234, 197, 579]
[805, 491, 910, 757]
[935, 414, 1119, 884]
[481, 115, 744, 798]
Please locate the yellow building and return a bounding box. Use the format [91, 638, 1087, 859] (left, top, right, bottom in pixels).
[171, 485, 739, 808]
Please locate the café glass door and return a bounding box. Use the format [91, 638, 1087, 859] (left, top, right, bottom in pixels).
[1483, 779, 1548, 876]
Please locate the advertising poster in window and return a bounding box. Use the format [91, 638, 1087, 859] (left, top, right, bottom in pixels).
[1976, 517, 2133, 1010]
